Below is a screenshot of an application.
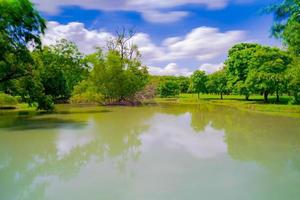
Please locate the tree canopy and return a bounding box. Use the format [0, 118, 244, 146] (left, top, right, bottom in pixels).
[190, 70, 207, 99]
[0, 0, 46, 83]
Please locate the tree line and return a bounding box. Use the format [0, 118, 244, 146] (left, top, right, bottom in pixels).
[0, 0, 299, 110]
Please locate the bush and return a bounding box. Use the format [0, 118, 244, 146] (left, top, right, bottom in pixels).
[0, 93, 18, 108]
[158, 81, 180, 97]
[37, 95, 55, 111]
[70, 80, 103, 104]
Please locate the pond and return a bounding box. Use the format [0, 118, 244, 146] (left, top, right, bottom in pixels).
[1, 104, 300, 200]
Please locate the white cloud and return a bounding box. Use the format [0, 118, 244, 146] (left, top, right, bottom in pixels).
[163, 27, 245, 62]
[33, 0, 252, 23]
[199, 63, 224, 74]
[42, 21, 246, 74]
[43, 21, 113, 54]
[148, 63, 193, 76]
[141, 10, 189, 23]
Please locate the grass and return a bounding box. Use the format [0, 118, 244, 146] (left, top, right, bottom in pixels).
[0, 93, 18, 109]
[154, 93, 300, 118]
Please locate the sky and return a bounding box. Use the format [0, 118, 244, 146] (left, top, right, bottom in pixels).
[33, 0, 281, 76]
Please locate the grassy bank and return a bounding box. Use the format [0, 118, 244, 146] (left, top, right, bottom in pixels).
[154, 94, 300, 118]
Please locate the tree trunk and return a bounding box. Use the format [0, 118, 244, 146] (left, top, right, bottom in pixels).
[276, 90, 280, 103]
[221, 92, 223, 100]
[263, 91, 268, 103]
[245, 94, 250, 101]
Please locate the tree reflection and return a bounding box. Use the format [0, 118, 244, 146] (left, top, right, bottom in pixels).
[186, 104, 300, 172]
[0, 106, 154, 200]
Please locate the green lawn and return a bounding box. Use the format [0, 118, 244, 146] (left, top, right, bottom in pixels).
[155, 94, 300, 118]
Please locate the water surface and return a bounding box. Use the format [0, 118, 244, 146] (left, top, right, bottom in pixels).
[1, 104, 300, 200]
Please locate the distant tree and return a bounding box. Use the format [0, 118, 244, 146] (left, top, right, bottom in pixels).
[245, 46, 291, 102]
[177, 76, 190, 93]
[158, 80, 180, 97]
[206, 70, 228, 99]
[0, 0, 46, 83]
[89, 49, 149, 103]
[106, 27, 140, 60]
[190, 70, 207, 99]
[225, 43, 262, 100]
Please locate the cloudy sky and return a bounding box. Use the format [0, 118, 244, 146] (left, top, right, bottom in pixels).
[33, 0, 281, 76]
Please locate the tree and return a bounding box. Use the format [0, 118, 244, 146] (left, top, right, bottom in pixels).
[287, 57, 300, 104]
[225, 43, 262, 100]
[206, 70, 228, 99]
[177, 76, 190, 93]
[158, 80, 180, 97]
[32, 40, 89, 102]
[106, 27, 140, 60]
[89, 49, 149, 104]
[266, 0, 300, 104]
[190, 70, 207, 99]
[266, 0, 300, 55]
[0, 0, 46, 83]
[245, 46, 291, 102]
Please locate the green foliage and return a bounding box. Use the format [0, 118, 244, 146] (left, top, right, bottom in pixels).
[245, 46, 292, 102]
[206, 70, 228, 99]
[0, 0, 46, 83]
[70, 80, 103, 104]
[288, 57, 300, 104]
[177, 76, 190, 93]
[266, 0, 300, 55]
[88, 49, 149, 103]
[225, 43, 262, 99]
[190, 70, 207, 98]
[36, 95, 54, 111]
[149, 75, 190, 94]
[32, 40, 89, 101]
[158, 81, 180, 97]
[0, 93, 18, 107]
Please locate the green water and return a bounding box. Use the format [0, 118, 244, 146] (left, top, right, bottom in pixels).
[1, 104, 300, 200]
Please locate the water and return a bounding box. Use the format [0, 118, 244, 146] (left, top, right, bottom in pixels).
[1, 104, 300, 200]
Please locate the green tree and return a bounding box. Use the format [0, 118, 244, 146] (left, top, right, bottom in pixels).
[190, 70, 207, 99]
[0, 0, 46, 83]
[89, 49, 149, 103]
[158, 80, 180, 97]
[206, 70, 228, 99]
[287, 57, 300, 103]
[266, 0, 300, 55]
[32, 40, 89, 102]
[266, 0, 300, 104]
[177, 76, 190, 93]
[245, 46, 291, 102]
[225, 43, 262, 100]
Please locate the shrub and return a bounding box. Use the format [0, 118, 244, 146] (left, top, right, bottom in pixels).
[70, 80, 103, 104]
[0, 93, 18, 108]
[158, 81, 180, 97]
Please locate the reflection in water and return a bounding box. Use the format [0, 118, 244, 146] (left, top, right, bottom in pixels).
[141, 113, 227, 159]
[0, 105, 300, 200]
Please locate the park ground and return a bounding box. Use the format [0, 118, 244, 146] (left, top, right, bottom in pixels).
[154, 94, 300, 118]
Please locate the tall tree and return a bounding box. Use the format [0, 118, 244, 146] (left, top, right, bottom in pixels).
[265, 0, 300, 55]
[33, 40, 89, 101]
[206, 70, 228, 100]
[89, 49, 148, 104]
[246, 46, 291, 102]
[225, 43, 262, 100]
[0, 0, 46, 83]
[190, 70, 207, 99]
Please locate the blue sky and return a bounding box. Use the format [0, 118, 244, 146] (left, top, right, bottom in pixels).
[33, 0, 281, 76]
